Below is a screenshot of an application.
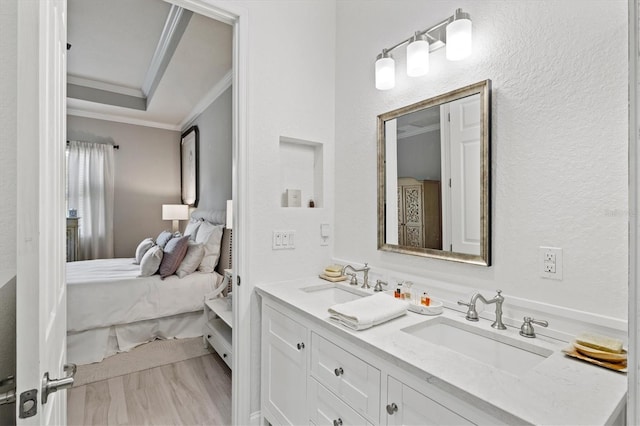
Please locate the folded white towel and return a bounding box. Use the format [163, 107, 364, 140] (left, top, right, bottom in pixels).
[328, 293, 409, 331]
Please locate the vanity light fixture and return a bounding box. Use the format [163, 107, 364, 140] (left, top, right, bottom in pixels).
[374, 8, 472, 90]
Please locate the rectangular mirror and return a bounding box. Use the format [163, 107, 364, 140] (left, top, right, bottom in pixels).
[377, 80, 491, 266]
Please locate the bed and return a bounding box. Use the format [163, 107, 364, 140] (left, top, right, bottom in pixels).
[66, 210, 232, 365]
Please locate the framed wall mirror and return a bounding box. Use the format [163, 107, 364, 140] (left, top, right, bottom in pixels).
[377, 80, 491, 266]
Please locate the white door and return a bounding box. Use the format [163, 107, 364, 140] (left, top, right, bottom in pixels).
[448, 94, 481, 255]
[16, 0, 70, 424]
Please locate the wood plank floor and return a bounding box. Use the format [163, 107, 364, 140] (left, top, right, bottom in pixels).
[68, 354, 231, 425]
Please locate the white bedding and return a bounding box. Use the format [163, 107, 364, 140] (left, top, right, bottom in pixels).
[66, 258, 222, 332]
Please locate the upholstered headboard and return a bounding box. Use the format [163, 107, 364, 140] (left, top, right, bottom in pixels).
[216, 227, 232, 276]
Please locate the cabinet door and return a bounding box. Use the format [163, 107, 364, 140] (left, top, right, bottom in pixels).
[386, 376, 473, 426]
[401, 184, 424, 247]
[262, 304, 308, 426]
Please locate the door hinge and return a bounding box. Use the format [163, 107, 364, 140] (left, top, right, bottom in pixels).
[448, 112, 450, 122]
[449, 179, 452, 187]
[237, 275, 241, 286]
[19, 389, 37, 418]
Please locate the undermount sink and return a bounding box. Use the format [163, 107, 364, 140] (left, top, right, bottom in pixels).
[401, 317, 553, 377]
[301, 283, 370, 305]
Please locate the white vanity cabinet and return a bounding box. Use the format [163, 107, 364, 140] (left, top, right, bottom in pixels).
[261, 303, 308, 426]
[260, 297, 498, 426]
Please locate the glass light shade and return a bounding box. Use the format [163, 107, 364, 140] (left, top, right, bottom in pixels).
[407, 38, 429, 77]
[375, 55, 395, 90]
[446, 17, 472, 61]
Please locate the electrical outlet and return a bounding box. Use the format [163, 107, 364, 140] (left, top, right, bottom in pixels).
[540, 247, 562, 280]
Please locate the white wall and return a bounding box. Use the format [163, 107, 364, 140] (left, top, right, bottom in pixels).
[335, 0, 628, 319]
[186, 85, 232, 211]
[67, 116, 181, 257]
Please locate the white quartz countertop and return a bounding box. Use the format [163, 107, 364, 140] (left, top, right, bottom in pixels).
[255, 277, 627, 426]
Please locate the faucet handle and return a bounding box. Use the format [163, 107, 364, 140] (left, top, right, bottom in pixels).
[346, 273, 357, 286]
[519, 316, 548, 338]
[374, 280, 387, 292]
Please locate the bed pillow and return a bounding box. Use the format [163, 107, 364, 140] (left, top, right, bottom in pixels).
[184, 219, 203, 241]
[195, 222, 224, 273]
[134, 238, 155, 265]
[176, 241, 205, 278]
[156, 230, 175, 249]
[139, 246, 164, 277]
[159, 235, 190, 278]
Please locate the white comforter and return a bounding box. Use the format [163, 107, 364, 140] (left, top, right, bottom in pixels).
[66, 258, 221, 332]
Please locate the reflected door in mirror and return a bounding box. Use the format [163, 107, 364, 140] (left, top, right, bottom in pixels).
[398, 178, 441, 249]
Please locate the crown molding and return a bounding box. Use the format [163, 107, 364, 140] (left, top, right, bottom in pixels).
[179, 69, 232, 130]
[67, 106, 180, 131]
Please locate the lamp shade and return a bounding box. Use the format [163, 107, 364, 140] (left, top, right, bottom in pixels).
[407, 35, 429, 77]
[162, 204, 189, 221]
[446, 10, 472, 61]
[375, 51, 395, 90]
[226, 200, 233, 230]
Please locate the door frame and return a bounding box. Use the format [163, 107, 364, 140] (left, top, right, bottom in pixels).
[20, 0, 251, 423]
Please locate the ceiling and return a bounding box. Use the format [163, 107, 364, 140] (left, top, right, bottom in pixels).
[397, 105, 441, 140]
[67, 0, 232, 131]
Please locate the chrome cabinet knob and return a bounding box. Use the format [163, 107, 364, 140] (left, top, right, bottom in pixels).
[296, 342, 305, 350]
[333, 418, 343, 426]
[386, 402, 398, 415]
[334, 367, 344, 376]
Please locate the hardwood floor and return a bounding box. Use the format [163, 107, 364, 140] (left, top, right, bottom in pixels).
[68, 354, 231, 425]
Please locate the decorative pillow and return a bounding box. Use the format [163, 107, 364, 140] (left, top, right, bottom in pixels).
[184, 219, 203, 241]
[158, 235, 190, 278]
[134, 238, 155, 265]
[156, 230, 175, 249]
[139, 246, 164, 277]
[176, 241, 205, 278]
[195, 222, 224, 273]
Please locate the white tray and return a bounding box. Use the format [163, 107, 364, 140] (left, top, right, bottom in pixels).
[408, 299, 443, 315]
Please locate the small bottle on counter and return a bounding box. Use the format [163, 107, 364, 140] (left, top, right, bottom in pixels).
[394, 282, 403, 298]
[403, 281, 413, 301]
[421, 292, 431, 306]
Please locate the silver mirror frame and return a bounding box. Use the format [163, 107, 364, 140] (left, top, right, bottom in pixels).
[377, 79, 491, 266]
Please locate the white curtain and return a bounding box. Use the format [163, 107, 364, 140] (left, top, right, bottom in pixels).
[66, 141, 115, 260]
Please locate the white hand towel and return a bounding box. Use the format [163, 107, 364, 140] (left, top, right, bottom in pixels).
[328, 293, 409, 331]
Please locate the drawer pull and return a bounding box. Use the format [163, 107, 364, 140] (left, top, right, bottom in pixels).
[207, 335, 212, 339]
[296, 342, 305, 350]
[386, 402, 398, 415]
[223, 353, 227, 358]
[334, 367, 344, 376]
[333, 418, 343, 426]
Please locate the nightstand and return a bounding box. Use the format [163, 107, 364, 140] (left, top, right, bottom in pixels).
[203, 271, 233, 369]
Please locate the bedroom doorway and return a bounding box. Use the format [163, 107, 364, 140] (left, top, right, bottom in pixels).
[16, 0, 249, 424]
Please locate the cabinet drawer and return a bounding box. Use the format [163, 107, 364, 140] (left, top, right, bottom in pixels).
[308, 378, 373, 426]
[310, 333, 380, 422]
[204, 318, 232, 369]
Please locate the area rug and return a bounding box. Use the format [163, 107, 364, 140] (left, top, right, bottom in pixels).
[73, 337, 211, 387]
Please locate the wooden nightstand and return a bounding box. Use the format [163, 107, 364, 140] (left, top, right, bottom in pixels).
[203, 271, 233, 369]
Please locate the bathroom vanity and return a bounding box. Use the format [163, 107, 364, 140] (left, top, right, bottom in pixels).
[257, 278, 627, 426]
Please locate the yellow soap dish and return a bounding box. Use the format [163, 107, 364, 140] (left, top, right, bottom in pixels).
[408, 299, 443, 315]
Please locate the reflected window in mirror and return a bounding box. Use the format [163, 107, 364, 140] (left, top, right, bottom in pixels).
[377, 80, 491, 266]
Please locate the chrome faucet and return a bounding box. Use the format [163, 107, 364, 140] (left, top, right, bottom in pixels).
[458, 290, 506, 330]
[341, 263, 370, 289]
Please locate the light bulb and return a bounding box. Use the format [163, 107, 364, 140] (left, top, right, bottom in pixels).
[407, 33, 429, 77]
[446, 9, 472, 61]
[375, 51, 395, 90]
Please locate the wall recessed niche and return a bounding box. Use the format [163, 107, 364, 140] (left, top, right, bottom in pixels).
[279, 136, 324, 208]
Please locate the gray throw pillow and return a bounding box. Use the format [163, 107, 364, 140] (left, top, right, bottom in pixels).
[139, 246, 163, 277]
[134, 238, 155, 265]
[176, 242, 205, 278]
[159, 235, 190, 278]
[156, 230, 174, 249]
[184, 219, 203, 241]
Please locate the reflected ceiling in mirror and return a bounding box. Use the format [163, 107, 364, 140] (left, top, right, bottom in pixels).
[377, 80, 491, 266]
